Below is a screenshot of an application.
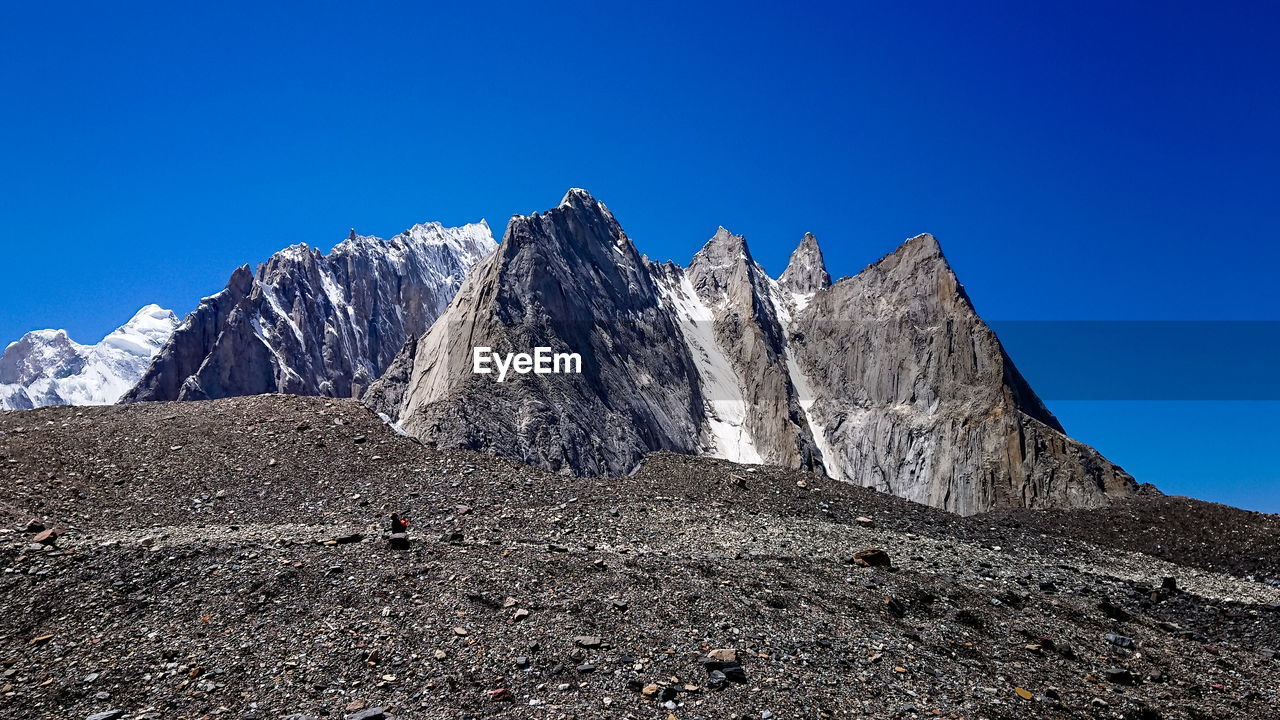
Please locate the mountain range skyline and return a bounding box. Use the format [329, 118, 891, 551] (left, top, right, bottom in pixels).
[2, 187, 1138, 518]
[2, 187, 1275, 512]
[367, 188, 1138, 515]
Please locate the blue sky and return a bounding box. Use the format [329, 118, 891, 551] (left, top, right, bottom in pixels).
[1, 2, 1276, 510]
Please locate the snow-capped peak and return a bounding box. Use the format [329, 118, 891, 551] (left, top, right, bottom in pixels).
[11, 328, 77, 348]
[0, 306, 179, 410]
[328, 220, 495, 267]
[395, 220, 496, 262]
[101, 304, 180, 356]
[556, 188, 619, 225]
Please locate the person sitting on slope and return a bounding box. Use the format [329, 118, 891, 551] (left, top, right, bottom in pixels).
[389, 513, 410, 534]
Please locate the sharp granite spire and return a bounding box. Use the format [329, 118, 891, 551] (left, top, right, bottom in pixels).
[779, 232, 832, 294]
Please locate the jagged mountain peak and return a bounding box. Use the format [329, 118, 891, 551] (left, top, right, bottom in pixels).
[548, 188, 623, 230]
[845, 232, 955, 296]
[558, 186, 600, 208]
[504, 189, 635, 265]
[710, 225, 752, 253]
[331, 232, 377, 254]
[394, 219, 493, 248]
[779, 232, 831, 293]
[323, 221, 495, 268]
[687, 227, 781, 312]
[126, 218, 496, 403]
[903, 231, 942, 255]
[690, 227, 757, 277]
[267, 242, 324, 269]
[227, 264, 255, 291]
[882, 232, 945, 266]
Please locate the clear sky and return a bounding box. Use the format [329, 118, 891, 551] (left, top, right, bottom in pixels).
[1, 2, 1276, 510]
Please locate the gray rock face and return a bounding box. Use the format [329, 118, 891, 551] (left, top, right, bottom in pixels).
[371, 189, 1137, 514]
[123, 267, 257, 402]
[1, 305, 178, 410]
[786, 234, 1136, 513]
[368, 189, 707, 475]
[125, 221, 495, 402]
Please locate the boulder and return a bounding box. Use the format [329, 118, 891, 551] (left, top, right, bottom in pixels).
[853, 548, 891, 567]
[1104, 667, 1136, 685]
[707, 648, 737, 663]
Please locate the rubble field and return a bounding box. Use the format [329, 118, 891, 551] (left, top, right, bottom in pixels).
[1, 395, 1277, 719]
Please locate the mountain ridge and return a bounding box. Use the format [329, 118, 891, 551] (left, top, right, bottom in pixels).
[124, 219, 496, 403]
[3, 189, 1139, 514]
[371, 189, 1138, 513]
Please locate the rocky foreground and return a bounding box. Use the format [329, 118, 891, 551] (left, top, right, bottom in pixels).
[1, 396, 1277, 720]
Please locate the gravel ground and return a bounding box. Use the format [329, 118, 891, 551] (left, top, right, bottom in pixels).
[1, 395, 1277, 720]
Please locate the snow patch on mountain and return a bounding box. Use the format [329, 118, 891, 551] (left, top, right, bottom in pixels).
[657, 273, 762, 464]
[790, 291, 815, 314]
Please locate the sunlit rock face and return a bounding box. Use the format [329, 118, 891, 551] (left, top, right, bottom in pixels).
[369, 190, 1136, 514]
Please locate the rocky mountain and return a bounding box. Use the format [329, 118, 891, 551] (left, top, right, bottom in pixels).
[0, 305, 178, 410]
[371, 189, 1137, 513]
[785, 234, 1135, 513]
[124, 220, 496, 403]
[676, 226, 821, 470]
[366, 189, 708, 475]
